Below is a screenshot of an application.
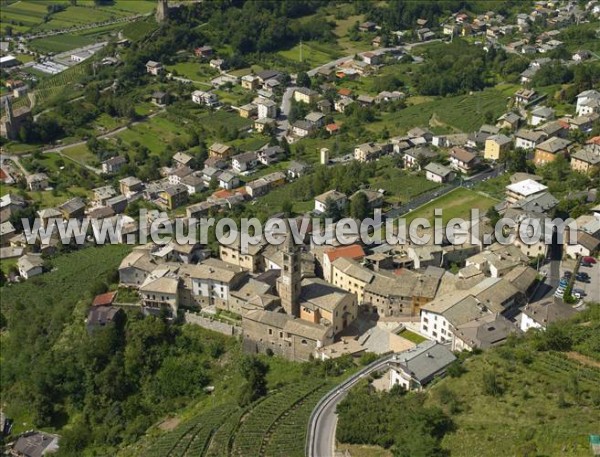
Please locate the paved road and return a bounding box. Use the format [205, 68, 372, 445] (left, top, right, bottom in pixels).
[306, 354, 396, 457]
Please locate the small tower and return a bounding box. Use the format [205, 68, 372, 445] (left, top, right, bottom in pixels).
[276, 223, 302, 318]
[156, 0, 169, 23]
[1, 98, 15, 140]
[320, 147, 330, 165]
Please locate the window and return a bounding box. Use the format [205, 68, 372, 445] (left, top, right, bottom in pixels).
[268, 329, 272, 335]
[279, 331, 283, 338]
[301, 339, 307, 345]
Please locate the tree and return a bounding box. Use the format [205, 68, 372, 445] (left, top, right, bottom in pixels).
[296, 71, 311, 88]
[237, 356, 268, 406]
[281, 200, 293, 217]
[350, 191, 369, 220]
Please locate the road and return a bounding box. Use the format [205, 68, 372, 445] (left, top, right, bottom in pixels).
[306, 353, 396, 457]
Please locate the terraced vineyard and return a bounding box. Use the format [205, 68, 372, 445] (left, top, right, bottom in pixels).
[532, 351, 600, 389]
[33, 62, 91, 107]
[133, 379, 330, 457]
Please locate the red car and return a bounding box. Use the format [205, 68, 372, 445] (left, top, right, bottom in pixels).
[583, 256, 597, 264]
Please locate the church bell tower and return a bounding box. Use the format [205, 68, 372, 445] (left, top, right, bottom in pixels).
[276, 224, 301, 318]
[156, 0, 169, 23]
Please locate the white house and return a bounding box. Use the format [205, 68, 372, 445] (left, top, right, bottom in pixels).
[424, 162, 455, 183]
[256, 98, 278, 119]
[520, 300, 577, 332]
[530, 106, 554, 126]
[514, 129, 547, 150]
[576, 89, 600, 116]
[388, 341, 456, 391]
[218, 171, 239, 190]
[18, 253, 44, 279]
[192, 90, 219, 107]
[314, 189, 347, 214]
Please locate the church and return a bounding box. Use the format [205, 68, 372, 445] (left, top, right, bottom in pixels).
[241, 231, 358, 361]
[0, 98, 31, 141]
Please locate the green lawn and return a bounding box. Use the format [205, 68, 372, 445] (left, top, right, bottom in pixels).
[369, 167, 440, 204]
[165, 61, 218, 84]
[278, 41, 342, 68]
[61, 143, 98, 167]
[404, 187, 498, 225]
[29, 34, 96, 53]
[397, 329, 427, 344]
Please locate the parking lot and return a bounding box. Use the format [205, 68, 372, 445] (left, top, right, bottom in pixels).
[574, 259, 600, 303]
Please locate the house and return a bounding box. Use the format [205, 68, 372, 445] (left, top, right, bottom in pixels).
[26, 173, 48, 191]
[351, 189, 384, 210]
[151, 91, 169, 106]
[424, 162, 455, 183]
[294, 87, 319, 104]
[325, 123, 341, 135]
[194, 45, 213, 58]
[317, 99, 332, 114]
[565, 230, 600, 259]
[255, 70, 282, 86]
[403, 147, 437, 170]
[241, 74, 260, 90]
[530, 106, 554, 126]
[331, 257, 374, 303]
[291, 120, 314, 138]
[287, 161, 309, 179]
[257, 145, 283, 166]
[106, 195, 128, 214]
[449, 147, 479, 173]
[362, 51, 383, 65]
[305, 112, 325, 128]
[568, 113, 599, 132]
[256, 98, 277, 119]
[172, 152, 193, 168]
[140, 276, 179, 316]
[191, 90, 219, 107]
[484, 134, 511, 161]
[572, 49, 592, 62]
[515, 129, 547, 150]
[514, 88, 537, 106]
[218, 171, 240, 190]
[0, 221, 16, 246]
[159, 184, 188, 210]
[387, 341, 456, 391]
[533, 137, 571, 166]
[520, 300, 577, 332]
[232, 151, 258, 173]
[209, 142, 234, 159]
[359, 21, 377, 32]
[18, 253, 44, 279]
[181, 174, 205, 195]
[0, 193, 27, 221]
[11, 431, 59, 457]
[452, 313, 519, 351]
[238, 103, 257, 119]
[101, 155, 126, 174]
[576, 89, 600, 116]
[209, 58, 224, 70]
[334, 96, 354, 113]
[119, 176, 144, 196]
[254, 117, 276, 133]
[58, 197, 86, 220]
[314, 189, 347, 214]
[322, 244, 365, 282]
[505, 179, 548, 204]
[87, 306, 124, 333]
[354, 142, 382, 162]
[356, 94, 375, 106]
[570, 145, 600, 174]
[146, 60, 163, 75]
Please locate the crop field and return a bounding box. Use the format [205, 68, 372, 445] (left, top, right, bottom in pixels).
[33, 61, 90, 106]
[0, 0, 155, 35]
[363, 88, 509, 135]
[130, 379, 333, 457]
[28, 34, 96, 53]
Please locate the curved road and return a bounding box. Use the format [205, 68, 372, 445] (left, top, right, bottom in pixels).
[306, 353, 396, 457]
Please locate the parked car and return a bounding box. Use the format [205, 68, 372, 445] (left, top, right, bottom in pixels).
[581, 262, 592, 267]
[563, 271, 572, 278]
[573, 288, 586, 296]
[576, 273, 590, 282]
[582, 256, 597, 264]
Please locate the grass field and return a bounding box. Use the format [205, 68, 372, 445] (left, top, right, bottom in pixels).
[278, 41, 342, 68]
[61, 143, 99, 167]
[369, 167, 440, 204]
[397, 329, 427, 344]
[166, 61, 218, 84]
[404, 187, 498, 225]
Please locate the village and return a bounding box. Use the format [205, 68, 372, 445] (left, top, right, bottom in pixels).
[1, 0, 600, 456]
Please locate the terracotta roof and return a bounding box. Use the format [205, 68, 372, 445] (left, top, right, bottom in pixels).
[212, 189, 233, 199]
[324, 244, 365, 262]
[92, 291, 117, 307]
[338, 88, 352, 96]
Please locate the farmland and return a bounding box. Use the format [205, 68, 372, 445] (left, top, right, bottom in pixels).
[0, 0, 155, 35]
[126, 374, 342, 457]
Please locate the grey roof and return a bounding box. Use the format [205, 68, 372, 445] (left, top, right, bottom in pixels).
[102, 155, 126, 166]
[571, 145, 600, 165]
[522, 300, 577, 327]
[512, 191, 558, 213]
[300, 277, 351, 312]
[454, 313, 520, 349]
[391, 340, 456, 385]
[58, 197, 85, 215]
[88, 306, 122, 327]
[12, 432, 58, 457]
[536, 137, 571, 153]
[424, 162, 453, 177]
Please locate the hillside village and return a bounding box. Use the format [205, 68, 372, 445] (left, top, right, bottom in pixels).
[1, 0, 600, 456]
